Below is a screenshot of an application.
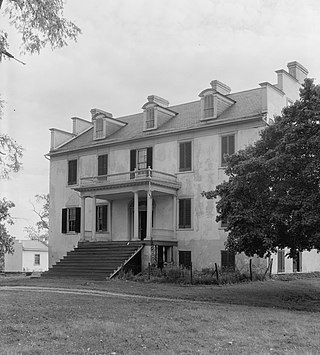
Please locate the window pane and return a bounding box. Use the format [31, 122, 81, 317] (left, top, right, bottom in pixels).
[204, 95, 214, 118]
[138, 149, 147, 170]
[146, 108, 155, 128]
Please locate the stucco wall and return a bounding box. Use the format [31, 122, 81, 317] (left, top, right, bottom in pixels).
[22, 250, 48, 272]
[4, 242, 23, 272]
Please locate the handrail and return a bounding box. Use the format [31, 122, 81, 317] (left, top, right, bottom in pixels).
[80, 168, 178, 186]
[109, 244, 144, 279]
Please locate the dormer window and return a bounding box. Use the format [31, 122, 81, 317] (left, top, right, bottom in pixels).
[204, 94, 214, 118]
[146, 108, 155, 129]
[95, 117, 104, 139]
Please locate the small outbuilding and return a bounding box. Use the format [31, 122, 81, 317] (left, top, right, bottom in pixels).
[4, 239, 49, 273]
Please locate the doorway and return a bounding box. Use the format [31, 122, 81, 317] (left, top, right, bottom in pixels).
[139, 210, 147, 240]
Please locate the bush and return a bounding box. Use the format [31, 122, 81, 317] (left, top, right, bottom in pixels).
[117, 264, 268, 285]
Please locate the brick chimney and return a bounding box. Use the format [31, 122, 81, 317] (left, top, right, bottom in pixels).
[210, 80, 231, 96]
[147, 95, 169, 108]
[287, 61, 308, 84]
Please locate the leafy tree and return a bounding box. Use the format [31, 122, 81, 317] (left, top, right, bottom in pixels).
[203, 79, 320, 258]
[0, 0, 81, 57]
[0, 134, 23, 179]
[0, 198, 15, 255]
[24, 194, 49, 244]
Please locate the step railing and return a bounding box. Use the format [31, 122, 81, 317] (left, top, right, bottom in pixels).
[109, 245, 144, 279]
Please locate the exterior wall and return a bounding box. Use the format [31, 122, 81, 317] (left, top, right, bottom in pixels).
[271, 249, 320, 274]
[5, 242, 23, 272]
[22, 250, 48, 272]
[5, 241, 48, 272]
[49, 63, 313, 273]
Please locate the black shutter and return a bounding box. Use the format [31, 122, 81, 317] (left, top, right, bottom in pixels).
[68, 160, 77, 185]
[229, 135, 235, 155]
[221, 137, 228, 166]
[130, 150, 136, 171]
[179, 143, 185, 171]
[98, 155, 108, 176]
[147, 147, 153, 169]
[221, 250, 228, 269]
[102, 205, 108, 231]
[75, 207, 81, 233]
[61, 208, 67, 234]
[179, 251, 191, 268]
[185, 142, 191, 171]
[178, 200, 184, 228]
[130, 150, 136, 179]
[185, 198, 191, 228]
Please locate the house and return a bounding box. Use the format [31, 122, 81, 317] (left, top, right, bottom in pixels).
[4, 239, 49, 273]
[47, 61, 320, 277]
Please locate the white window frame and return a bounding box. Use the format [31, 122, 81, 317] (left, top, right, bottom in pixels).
[220, 132, 237, 167]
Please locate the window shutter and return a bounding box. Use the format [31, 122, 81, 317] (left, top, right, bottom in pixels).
[147, 147, 153, 169]
[185, 198, 191, 228]
[221, 136, 228, 165]
[75, 207, 81, 233]
[61, 208, 67, 234]
[102, 205, 108, 231]
[130, 150, 136, 171]
[298, 252, 302, 272]
[229, 135, 235, 155]
[278, 250, 285, 273]
[179, 143, 185, 171]
[178, 200, 184, 229]
[221, 250, 228, 269]
[179, 142, 192, 172]
[185, 142, 191, 171]
[68, 160, 77, 185]
[98, 155, 108, 176]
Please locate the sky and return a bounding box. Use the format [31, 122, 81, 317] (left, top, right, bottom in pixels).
[1, 0, 320, 238]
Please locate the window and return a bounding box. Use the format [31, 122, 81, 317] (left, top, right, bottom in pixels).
[179, 250, 191, 269]
[146, 108, 155, 129]
[96, 205, 108, 232]
[130, 148, 153, 178]
[157, 246, 173, 269]
[138, 148, 147, 170]
[221, 134, 235, 166]
[179, 141, 192, 172]
[95, 117, 104, 139]
[204, 94, 214, 118]
[34, 254, 40, 265]
[178, 198, 192, 229]
[221, 250, 235, 270]
[293, 251, 302, 272]
[61, 207, 81, 234]
[277, 249, 285, 273]
[68, 159, 77, 185]
[220, 216, 228, 229]
[98, 154, 108, 176]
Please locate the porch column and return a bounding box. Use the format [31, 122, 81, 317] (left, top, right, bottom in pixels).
[91, 196, 96, 241]
[107, 200, 112, 240]
[146, 189, 152, 240]
[133, 192, 139, 240]
[80, 196, 86, 241]
[173, 194, 177, 239]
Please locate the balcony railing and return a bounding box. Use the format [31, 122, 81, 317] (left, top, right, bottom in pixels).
[80, 168, 179, 188]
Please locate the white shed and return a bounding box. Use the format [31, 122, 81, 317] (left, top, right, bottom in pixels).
[5, 240, 49, 273]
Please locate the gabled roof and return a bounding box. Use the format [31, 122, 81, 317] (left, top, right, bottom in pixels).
[18, 240, 48, 252]
[50, 87, 263, 154]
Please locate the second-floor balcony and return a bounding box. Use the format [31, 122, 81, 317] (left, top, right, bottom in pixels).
[76, 168, 181, 194]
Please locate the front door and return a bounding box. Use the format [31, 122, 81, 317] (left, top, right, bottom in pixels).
[139, 210, 147, 240]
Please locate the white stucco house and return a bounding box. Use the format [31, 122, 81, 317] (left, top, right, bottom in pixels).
[5, 240, 49, 273]
[46, 61, 320, 278]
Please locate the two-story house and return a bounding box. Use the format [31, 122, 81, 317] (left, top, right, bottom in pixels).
[46, 61, 320, 278]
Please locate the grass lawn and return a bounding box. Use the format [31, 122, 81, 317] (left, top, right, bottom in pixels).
[1, 276, 320, 354]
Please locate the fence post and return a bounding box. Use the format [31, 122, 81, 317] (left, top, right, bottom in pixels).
[249, 259, 253, 281]
[269, 258, 273, 278]
[190, 262, 193, 284]
[148, 262, 151, 280]
[215, 262, 219, 284]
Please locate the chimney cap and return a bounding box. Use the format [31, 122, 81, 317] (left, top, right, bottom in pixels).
[287, 61, 308, 76]
[146, 95, 169, 108]
[90, 108, 113, 120]
[210, 80, 231, 95]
